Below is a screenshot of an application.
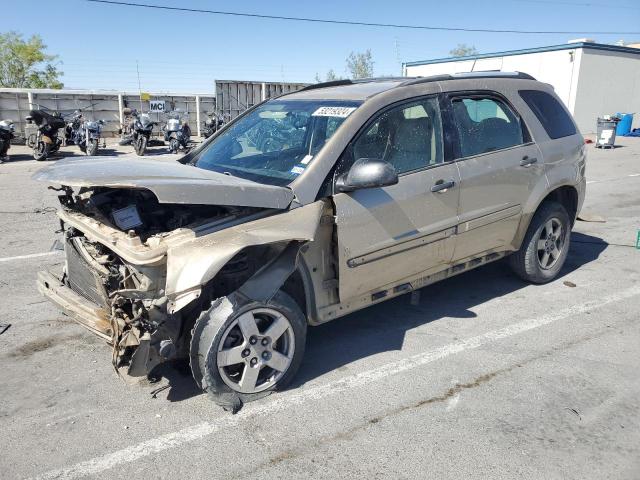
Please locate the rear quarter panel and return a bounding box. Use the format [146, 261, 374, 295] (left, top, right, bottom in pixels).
[507, 85, 586, 248]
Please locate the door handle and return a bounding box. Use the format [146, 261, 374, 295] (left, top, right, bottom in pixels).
[431, 179, 456, 193]
[520, 156, 538, 167]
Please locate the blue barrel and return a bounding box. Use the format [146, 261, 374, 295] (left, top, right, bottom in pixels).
[616, 113, 633, 136]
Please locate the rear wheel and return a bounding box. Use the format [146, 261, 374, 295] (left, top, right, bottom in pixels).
[190, 291, 306, 411]
[509, 201, 571, 284]
[33, 141, 50, 161]
[86, 139, 99, 156]
[169, 138, 179, 154]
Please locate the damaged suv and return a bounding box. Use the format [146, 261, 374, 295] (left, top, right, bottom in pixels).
[35, 73, 586, 409]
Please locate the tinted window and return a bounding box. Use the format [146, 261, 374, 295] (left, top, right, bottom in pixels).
[452, 97, 524, 157]
[350, 97, 443, 175]
[519, 90, 576, 139]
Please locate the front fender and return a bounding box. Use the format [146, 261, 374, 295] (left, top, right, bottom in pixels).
[165, 200, 326, 313]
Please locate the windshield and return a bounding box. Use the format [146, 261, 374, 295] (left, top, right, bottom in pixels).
[191, 99, 362, 186]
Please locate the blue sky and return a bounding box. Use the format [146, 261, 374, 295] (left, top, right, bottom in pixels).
[5, 0, 640, 92]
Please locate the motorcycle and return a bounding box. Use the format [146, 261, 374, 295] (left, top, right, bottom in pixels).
[26, 109, 66, 161]
[163, 110, 191, 153]
[201, 111, 224, 139]
[121, 108, 155, 156]
[0, 119, 15, 163]
[65, 110, 104, 156]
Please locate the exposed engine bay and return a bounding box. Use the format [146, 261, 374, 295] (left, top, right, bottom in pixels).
[57, 186, 255, 241]
[54, 186, 265, 376]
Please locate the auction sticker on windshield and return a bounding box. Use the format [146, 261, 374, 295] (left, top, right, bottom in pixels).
[312, 106, 357, 118]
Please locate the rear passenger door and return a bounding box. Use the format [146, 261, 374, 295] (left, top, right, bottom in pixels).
[448, 93, 543, 261]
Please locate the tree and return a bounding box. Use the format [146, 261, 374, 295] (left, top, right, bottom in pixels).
[346, 50, 373, 79]
[0, 32, 63, 88]
[314, 69, 340, 83]
[449, 44, 478, 57]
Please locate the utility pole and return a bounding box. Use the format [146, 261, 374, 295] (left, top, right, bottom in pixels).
[136, 60, 143, 110]
[394, 37, 402, 76]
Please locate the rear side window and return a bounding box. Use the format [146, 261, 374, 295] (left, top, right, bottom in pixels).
[451, 97, 524, 157]
[519, 90, 576, 139]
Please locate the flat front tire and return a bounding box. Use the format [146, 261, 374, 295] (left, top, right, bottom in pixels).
[509, 201, 571, 284]
[190, 291, 307, 411]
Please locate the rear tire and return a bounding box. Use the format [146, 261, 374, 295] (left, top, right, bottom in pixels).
[190, 291, 307, 411]
[169, 138, 179, 154]
[33, 142, 50, 161]
[509, 201, 571, 284]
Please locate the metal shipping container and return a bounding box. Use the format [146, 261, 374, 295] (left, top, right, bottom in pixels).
[215, 80, 308, 121]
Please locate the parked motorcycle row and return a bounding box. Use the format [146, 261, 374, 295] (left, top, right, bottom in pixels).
[1, 104, 225, 162]
[0, 118, 15, 163]
[23, 104, 105, 161]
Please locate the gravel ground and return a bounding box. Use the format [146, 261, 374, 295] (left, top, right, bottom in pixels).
[0, 137, 639, 480]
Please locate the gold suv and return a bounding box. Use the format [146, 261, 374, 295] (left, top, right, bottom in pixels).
[35, 72, 586, 410]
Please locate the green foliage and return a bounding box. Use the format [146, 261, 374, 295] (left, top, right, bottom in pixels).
[449, 44, 479, 57]
[315, 69, 340, 83]
[346, 50, 373, 79]
[0, 32, 63, 88]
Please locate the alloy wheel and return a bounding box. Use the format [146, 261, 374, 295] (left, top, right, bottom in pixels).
[536, 218, 565, 269]
[216, 308, 295, 394]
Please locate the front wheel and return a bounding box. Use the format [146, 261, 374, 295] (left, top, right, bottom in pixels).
[509, 201, 571, 284]
[33, 141, 51, 161]
[190, 291, 307, 411]
[86, 138, 99, 156]
[134, 135, 147, 156]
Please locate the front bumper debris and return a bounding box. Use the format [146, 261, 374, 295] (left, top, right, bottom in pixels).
[37, 270, 112, 341]
[37, 270, 164, 377]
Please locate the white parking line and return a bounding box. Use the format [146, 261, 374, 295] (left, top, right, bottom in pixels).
[0, 251, 61, 263]
[31, 284, 640, 480]
[586, 173, 640, 184]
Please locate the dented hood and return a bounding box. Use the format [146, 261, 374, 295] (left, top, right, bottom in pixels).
[32, 157, 295, 209]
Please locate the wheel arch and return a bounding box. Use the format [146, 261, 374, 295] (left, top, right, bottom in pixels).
[166, 201, 326, 314]
[514, 184, 579, 250]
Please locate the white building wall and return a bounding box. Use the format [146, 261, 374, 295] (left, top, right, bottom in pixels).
[405, 49, 581, 111]
[573, 49, 640, 133]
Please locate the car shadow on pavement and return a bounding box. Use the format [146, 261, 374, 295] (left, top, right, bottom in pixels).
[290, 230, 608, 389]
[154, 231, 607, 401]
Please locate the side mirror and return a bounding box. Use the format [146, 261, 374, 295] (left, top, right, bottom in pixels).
[335, 158, 399, 193]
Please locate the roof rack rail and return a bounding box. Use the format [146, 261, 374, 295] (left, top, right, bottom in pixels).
[299, 77, 410, 92]
[401, 71, 535, 86]
[299, 79, 353, 92]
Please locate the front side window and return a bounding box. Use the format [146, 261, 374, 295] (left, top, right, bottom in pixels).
[452, 96, 524, 157]
[519, 89, 577, 139]
[192, 100, 361, 186]
[349, 97, 443, 175]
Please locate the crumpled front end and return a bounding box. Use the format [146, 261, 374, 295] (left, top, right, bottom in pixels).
[38, 227, 175, 377]
[35, 177, 325, 380]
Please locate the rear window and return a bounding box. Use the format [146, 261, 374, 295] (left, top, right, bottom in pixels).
[519, 90, 576, 139]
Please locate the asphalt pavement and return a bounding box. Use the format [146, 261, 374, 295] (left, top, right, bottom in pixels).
[0, 138, 639, 480]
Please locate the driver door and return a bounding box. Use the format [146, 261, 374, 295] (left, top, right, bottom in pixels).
[333, 97, 460, 300]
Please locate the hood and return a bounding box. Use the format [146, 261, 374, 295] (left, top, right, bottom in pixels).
[32, 157, 295, 209]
